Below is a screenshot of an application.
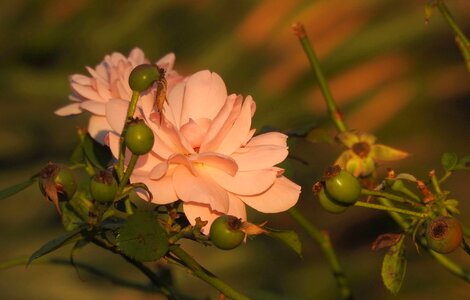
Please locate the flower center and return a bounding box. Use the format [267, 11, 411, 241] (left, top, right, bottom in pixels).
[352, 142, 371, 158]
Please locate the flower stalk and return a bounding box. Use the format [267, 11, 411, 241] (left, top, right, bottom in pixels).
[292, 22, 348, 133]
[169, 245, 251, 300]
[288, 207, 353, 300]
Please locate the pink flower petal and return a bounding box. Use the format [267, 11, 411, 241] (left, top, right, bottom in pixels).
[54, 103, 82, 116]
[206, 167, 277, 195]
[199, 94, 241, 152]
[183, 194, 247, 234]
[156, 52, 176, 71]
[105, 99, 129, 134]
[180, 70, 227, 125]
[231, 145, 288, 171]
[182, 202, 221, 233]
[88, 115, 114, 144]
[81, 100, 106, 115]
[150, 153, 198, 179]
[148, 113, 195, 156]
[128, 48, 146, 65]
[216, 96, 256, 155]
[70, 74, 92, 85]
[132, 171, 178, 205]
[71, 82, 104, 102]
[247, 131, 287, 147]
[180, 118, 210, 149]
[193, 152, 238, 176]
[237, 176, 300, 213]
[173, 165, 229, 213]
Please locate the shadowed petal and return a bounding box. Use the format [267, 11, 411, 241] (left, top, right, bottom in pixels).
[194, 152, 238, 176]
[132, 171, 178, 205]
[88, 115, 114, 144]
[81, 100, 106, 115]
[231, 145, 288, 171]
[106, 99, 129, 134]
[206, 167, 277, 195]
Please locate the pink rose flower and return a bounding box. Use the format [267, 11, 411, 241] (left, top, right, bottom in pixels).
[108, 70, 301, 231]
[56, 48, 182, 143]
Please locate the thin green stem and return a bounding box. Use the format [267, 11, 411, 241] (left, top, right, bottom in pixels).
[354, 201, 427, 218]
[292, 22, 348, 133]
[288, 207, 353, 300]
[117, 91, 141, 179]
[429, 170, 443, 197]
[428, 249, 470, 282]
[90, 237, 176, 298]
[118, 154, 139, 193]
[436, 1, 470, 73]
[361, 189, 420, 206]
[169, 245, 251, 300]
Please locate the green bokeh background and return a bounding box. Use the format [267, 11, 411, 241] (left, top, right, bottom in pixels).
[1, 0, 469, 299]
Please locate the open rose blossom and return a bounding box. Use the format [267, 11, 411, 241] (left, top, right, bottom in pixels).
[55, 48, 182, 143]
[108, 70, 301, 231]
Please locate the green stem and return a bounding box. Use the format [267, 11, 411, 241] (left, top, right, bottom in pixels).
[354, 201, 427, 218]
[288, 207, 353, 300]
[118, 154, 139, 193]
[361, 189, 420, 206]
[429, 170, 443, 197]
[169, 245, 251, 300]
[292, 22, 348, 133]
[90, 237, 175, 298]
[117, 91, 141, 179]
[428, 249, 470, 282]
[436, 1, 470, 73]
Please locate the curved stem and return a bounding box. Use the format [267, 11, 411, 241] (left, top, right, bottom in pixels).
[169, 245, 251, 300]
[354, 201, 427, 218]
[292, 22, 348, 133]
[436, 1, 470, 73]
[90, 237, 176, 298]
[288, 207, 353, 300]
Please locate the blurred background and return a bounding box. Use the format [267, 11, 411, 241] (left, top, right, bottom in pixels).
[1, 0, 469, 299]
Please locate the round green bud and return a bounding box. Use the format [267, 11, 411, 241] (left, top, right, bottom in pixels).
[324, 165, 361, 205]
[124, 120, 154, 155]
[313, 182, 348, 214]
[210, 215, 245, 250]
[128, 64, 160, 92]
[90, 170, 118, 203]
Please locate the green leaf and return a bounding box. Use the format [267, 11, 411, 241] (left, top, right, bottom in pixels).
[265, 228, 302, 257]
[82, 134, 113, 169]
[381, 237, 407, 295]
[455, 155, 470, 171]
[0, 176, 37, 200]
[441, 152, 458, 172]
[117, 211, 169, 262]
[60, 201, 86, 232]
[28, 227, 85, 265]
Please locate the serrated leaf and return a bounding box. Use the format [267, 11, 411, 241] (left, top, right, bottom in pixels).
[117, 211, 169, 262]
[28, 227, 85, 265]
[0, 176, 37, 200]
[82, 134, 113, 169]
[441, 152, 458, 172]
[381, 238, 407, 295]
[265, 228, 302, 257]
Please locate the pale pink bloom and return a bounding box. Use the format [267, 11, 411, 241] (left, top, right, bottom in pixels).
[108, 70, 301, 231]
[56, 48, 182, 143]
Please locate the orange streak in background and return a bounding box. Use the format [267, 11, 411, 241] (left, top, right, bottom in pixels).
[236, 0, 301, 47]
[347, 80, 414, 132]
[308, 54, 410, 110]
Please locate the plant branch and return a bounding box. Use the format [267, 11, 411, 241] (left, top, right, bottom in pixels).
[292, 22, 348, 133]
[354, 201, 427, 218]
[288, 207, 353, 300]
[169, 245, 251, 300]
